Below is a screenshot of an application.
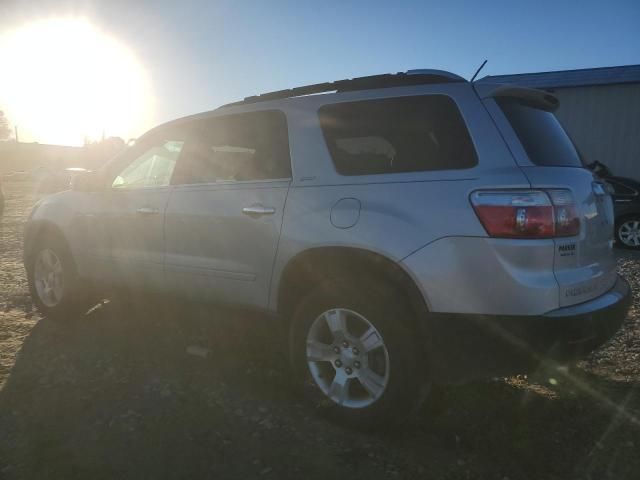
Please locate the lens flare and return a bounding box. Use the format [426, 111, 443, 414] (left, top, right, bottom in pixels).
[0, 18, 153, 145]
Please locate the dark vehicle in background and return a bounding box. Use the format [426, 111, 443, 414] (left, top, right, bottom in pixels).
[589, 161, 640, 250]
[31, 166, 89, 195]
[36, 167, 90, 195]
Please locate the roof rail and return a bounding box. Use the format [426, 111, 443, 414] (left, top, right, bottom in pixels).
[221, 70, 466, 107]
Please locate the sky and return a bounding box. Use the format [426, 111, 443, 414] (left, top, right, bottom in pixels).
[0, 0, 639, 145]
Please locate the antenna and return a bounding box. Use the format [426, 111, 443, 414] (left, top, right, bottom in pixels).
[470, 59, 488, 82]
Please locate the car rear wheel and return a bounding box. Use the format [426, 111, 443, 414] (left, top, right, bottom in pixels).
[289, 278, 429, 429]
[616, 216, 640, 249]
[306, 307, 390, 409]
[27, 233, 93, 321]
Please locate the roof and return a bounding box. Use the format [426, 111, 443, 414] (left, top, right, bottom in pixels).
[221, 69, 466, 107]
[479, 64, 640, 89]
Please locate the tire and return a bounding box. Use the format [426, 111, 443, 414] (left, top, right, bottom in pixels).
[615, 215, 640, 250]
[289, 277, 430, 429]
[26, 231, 93, 321]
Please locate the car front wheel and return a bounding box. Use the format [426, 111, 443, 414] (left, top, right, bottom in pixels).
[27, 233, 93, 321]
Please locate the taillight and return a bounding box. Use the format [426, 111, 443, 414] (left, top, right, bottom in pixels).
[547, 189, 580, 237]
[470, 190, 580, 239]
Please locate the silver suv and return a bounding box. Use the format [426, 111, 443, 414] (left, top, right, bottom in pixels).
[24, 70, 631, 426]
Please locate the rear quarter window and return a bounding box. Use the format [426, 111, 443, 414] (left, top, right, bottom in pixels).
[498, 98, 582, 167]
[318, 95, 478, 176]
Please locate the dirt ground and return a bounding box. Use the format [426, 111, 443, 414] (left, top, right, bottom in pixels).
[1, 180, 639, 480]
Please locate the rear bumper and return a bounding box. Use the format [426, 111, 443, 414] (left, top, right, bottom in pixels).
[426, 275, 631, 383]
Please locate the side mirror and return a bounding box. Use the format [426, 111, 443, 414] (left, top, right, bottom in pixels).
[71, 171, 105, 192]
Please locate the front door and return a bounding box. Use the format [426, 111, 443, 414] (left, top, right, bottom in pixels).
[86, 132, 185, 290]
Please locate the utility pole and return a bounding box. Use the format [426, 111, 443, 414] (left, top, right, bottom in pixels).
[14, 125, 19, 143]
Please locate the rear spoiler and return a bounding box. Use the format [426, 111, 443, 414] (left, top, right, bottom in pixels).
[473, 83, 559, 112]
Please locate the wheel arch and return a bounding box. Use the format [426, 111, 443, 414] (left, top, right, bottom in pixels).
[276, 246, 430, 323]
[23, 220, 71, 268]
[616, 211, 640, 224]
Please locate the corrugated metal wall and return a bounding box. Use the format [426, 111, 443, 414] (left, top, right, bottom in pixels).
[553, 83, 640, 180]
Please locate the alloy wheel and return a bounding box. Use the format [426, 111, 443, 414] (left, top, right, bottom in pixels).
[34, 248, 65, 307]
[618, 219, 640, 247]
[306, 308, 390, 409]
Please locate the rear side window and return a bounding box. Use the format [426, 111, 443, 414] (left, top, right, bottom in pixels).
[498, 99, 582, 167]
[172, 110, 291, 185]
[318, 95, 477, 176]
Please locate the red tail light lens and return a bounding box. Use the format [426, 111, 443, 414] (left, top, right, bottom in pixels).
[470, 191, 554, 238]
[470, 190, 579, 239]
[547, 189, 580, 237]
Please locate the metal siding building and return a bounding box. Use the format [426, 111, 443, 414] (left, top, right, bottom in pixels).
[482, 65, 640, 181]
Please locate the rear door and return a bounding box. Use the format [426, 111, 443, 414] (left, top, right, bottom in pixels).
[164, 110, 291, 309]
[484, 91, 617, 307]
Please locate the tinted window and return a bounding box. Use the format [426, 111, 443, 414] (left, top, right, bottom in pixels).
[318, 95, 477, 176]
[172, 110, 291, 185]
[498, 99, 582, 167]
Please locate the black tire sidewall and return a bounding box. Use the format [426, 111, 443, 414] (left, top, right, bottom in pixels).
[289, 278, 428, 428]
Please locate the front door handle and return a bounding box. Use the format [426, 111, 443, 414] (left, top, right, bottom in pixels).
[136, 207, 160, 215]
[242, 204, 276, 216]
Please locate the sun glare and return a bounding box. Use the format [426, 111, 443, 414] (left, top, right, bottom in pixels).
[0, 18, 152, 146]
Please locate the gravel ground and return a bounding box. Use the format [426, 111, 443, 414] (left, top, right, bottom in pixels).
[0, 180, 639, 480]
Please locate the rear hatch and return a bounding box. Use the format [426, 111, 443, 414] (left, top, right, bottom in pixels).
[482, 85, 617, 307]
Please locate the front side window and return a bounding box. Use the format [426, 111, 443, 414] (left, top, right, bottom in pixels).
[172, 110, 291, 185]
[318, 95, 478, 176]
[112, 139, 184, 189]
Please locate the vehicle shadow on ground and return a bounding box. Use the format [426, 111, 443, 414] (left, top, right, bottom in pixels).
[1, 296, 639, 479]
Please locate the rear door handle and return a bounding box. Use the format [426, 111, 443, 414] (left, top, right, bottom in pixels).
[242, 204, 276, 216]
[136, 207, 160, 215]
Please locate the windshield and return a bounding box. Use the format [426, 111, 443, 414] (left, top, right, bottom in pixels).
[498, 98, 582, 167]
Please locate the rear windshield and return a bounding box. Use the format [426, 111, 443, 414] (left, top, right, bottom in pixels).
[498, 98, 582, 167]
[319, 95, 478, 176]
